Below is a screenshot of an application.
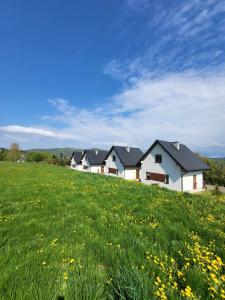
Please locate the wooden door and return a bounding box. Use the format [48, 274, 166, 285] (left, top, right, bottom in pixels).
[101, 165, 104, 174]
[193, 175, 197, 189]
[136, 169, 140, 180]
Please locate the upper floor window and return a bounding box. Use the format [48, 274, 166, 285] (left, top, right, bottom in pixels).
[112, 155, 116, 162]
[155, 154, 162, 163]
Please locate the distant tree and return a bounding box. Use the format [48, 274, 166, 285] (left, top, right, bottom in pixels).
[31, 153, 45, 162]
[212, 184, 222, 196]
[202, 156, 225, 187]
[58, 159, 66, 166]
[60, 152, 63, 160]
[7, 143, 21, 162]
[0, 148, 6, 161]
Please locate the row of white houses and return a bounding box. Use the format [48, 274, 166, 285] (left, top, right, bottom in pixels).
[70, 140, 210, 193]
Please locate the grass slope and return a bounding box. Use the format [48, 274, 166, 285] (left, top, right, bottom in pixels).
[0, 162, 225, 300]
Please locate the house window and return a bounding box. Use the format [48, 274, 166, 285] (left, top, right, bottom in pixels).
[72, 164, 75, 168]
[146, 172, 151, 180]
[112, 155, 116, 162]
[155, 154, 162, 163]
[146, 172, 165, 182]
[109, 168, 118, 175]
[165, 174, 169, 184]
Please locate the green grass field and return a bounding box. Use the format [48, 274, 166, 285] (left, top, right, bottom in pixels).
[0, 162, 225, 300]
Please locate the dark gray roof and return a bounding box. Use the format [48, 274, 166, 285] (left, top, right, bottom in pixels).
[83, 149, 108, 165]
[106, 146, 143, 167]
[140, 140, 210, 172]
[71, 151, 83, 164]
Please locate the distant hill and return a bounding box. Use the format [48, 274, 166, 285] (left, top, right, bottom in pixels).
[26, 147, 83, 158]
[208, 157, 225, 165]
[25, 147, 107, 158]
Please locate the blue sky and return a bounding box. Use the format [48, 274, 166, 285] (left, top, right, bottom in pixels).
[0, 0, 225, 156]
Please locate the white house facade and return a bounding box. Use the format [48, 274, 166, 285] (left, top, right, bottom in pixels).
[104, 146, 143, 180]
[139, 140, 209, 192]
[70, 151, 83, 171]
[81, 149, 107, 174]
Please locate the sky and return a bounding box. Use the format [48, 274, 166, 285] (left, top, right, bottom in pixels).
[0, 0, 225, 156]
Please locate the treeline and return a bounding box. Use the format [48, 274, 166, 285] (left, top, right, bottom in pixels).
[202, 157, 225, 187]
[0, 143, 70, 166]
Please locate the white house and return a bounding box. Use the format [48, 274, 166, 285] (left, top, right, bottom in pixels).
[70, 151, 83, 171]
[104, 146, 143, 180]
[81, 149, 108, 173]
[139, 140, 210, 192]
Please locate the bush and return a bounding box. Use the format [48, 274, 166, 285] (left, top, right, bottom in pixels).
[211, 185, 222, 196]
[31, 153, 45, 162]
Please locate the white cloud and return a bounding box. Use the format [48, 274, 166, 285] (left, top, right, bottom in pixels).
[2, 71, 224, 155]
[0, 125, 57, 137]
[0, 125, 81, 142]
[62, 71, 225, 156]
[104, 0, 225, 81]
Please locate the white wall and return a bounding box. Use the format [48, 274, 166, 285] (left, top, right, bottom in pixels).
[141, 144, 182, 191]
[182, 171, 204, 192]
[70, 157, 83, 171]
[70, 157, 77, 169]
[105, 149, 125, 178]
[75, 164, 83, 171]
[81, 153, 91, 172]
[124, 167, 139, 180]
[90, 165, 101, 174]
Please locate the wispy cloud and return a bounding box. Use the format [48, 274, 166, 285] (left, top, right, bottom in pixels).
[104, 0, 225, 81]
[2, 70, 224, 155]
[0, 125, 81, 144]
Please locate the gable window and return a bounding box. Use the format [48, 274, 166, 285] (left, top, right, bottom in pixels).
[165, 174, 169, 184]
[155, 154, 162, 163]
[112, 155, 116, 162]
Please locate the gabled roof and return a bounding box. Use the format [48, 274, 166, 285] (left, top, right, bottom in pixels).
[105, 146, 143, 167]
[82, 149, 108, 165]
[71, 151, 83, 164]
[139, 140, 210, 172]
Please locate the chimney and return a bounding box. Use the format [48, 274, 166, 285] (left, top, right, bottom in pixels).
[172, 141, 180, 150]
[95, 149, 99, 155]
[126, 146, 130, 152]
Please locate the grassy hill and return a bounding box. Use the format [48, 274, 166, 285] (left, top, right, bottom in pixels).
[0, 162, 224, 300]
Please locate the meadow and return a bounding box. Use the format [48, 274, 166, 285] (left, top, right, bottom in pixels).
[0, 162, 224, 300]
